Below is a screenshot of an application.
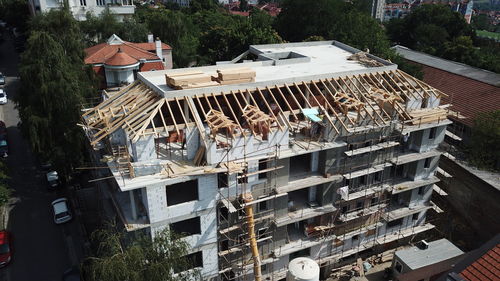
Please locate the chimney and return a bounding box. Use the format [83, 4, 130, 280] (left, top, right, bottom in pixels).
[147, 34, 154, 43]
[155, 37, 163, 63]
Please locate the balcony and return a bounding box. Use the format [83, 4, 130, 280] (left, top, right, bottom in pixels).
[337, 203, 387, 222]
[382, 203, 433, 222]
[108, 188, 149, 231]
[391, 176, 439, 194]
[275, 199, 336, 227]
[390, 150, 441, 165]
[276, 172, 342, 194]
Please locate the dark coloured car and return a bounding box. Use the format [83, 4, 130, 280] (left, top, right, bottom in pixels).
[0, 231, 12, 267]
[0, 137, 7, 158]
[0, 73, 5, 86]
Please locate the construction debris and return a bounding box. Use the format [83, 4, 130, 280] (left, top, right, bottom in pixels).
[347, 52, 384, 67]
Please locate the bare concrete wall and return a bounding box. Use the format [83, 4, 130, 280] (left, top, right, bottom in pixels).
[438, 156, 500, 247]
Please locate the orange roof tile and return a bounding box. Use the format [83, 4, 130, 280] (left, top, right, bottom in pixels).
[132, 42, 171, 52]
[459, 244, 500, 281]
[104, 49, 138, 66]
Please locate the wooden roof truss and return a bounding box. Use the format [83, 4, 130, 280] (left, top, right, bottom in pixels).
[81, 70, 446, 147]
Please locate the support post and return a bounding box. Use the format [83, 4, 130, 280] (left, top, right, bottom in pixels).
[243, 193, 262, 281]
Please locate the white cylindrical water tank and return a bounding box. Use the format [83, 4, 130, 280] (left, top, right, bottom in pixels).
[286, 257, 320, 281]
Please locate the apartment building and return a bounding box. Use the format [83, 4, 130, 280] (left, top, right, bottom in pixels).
[28, 0, 135, 21]
[81, 41, 451, 280]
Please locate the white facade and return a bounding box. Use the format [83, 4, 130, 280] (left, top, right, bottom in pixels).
[29, 0, 135, 21]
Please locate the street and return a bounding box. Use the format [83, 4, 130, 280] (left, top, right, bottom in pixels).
[0, 32, 83, 280]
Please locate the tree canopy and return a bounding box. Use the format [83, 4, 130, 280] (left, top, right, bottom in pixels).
[386, 4, 500, 73]
[467, 110, 500, 171]
[82, 225, 199, 281]
[17, 8, 96, 177]
[275, 0, 392, 58]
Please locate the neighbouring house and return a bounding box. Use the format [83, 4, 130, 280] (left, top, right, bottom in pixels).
[28, 0, 135, 21]
[438, 234, 500, 281]
[81, 41, 452, 280]
[394, 45, 500, 250]
[392, 239, 464, 281]
[84, 34, 172, 89]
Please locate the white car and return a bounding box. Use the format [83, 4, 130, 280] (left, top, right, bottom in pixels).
[51, 198, 72, 224]
[0, 90, 6, 105]
[46, 171, 60, 189]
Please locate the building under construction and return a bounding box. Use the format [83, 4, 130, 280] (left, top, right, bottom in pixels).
[80, 41, 452, 280]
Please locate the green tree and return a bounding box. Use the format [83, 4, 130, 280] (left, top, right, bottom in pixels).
[197, 12, 282, 64]
[240, 0, 249, 11]
[142, 8, 199, 67]
[275, 0, 392, 57]
[0, 0, 30, 32]
[83, 225, 199, 281]
[467, 110, 500, 170]
[80, 9, 149, 46]
[17, 8, 96, 178]
[385, 4, 474, 55]
[0, 162, 10, 206]
[249, 6, 274, 28]
[188, 0, 220, 13]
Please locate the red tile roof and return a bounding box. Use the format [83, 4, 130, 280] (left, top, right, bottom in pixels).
[419, 65, 500, 127]
[84, 39, 170, 65]
[105, 49, 138, 66]
[459, 244, 500, 281]
[132, 42, 171, 52]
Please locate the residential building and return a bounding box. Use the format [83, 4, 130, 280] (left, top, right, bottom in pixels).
[84, 34, 172, 89]
[394, 45, 500, 250]
[372, 0, 386, 21]
[81, 41, 452, 280]
[392, 239, 464, 281]
[28, 0, 135, 21]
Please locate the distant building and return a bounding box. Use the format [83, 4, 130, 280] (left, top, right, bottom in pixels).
[372, 0, 386, 21]
[84, 34, 172, 88]
[28, 0, 135, 21]
[381, 0, 475, 23]
[225, 1, 281, 17]
[384, 2, 411, 21]
[392, 239, 464, 281]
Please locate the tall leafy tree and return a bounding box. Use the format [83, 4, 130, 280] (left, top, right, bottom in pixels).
[197, 12, 282, 64]
[275, 0, 391, 57]
[17, 8, 96, 178]
[82, 225, 199, 281]
[467, 110, 500, 170]
[141, 8, 199, 67]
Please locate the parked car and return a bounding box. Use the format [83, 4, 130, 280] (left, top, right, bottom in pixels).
[0, 89, 6, 105]
[52, 198, 72, 224]
[0, 137, 8, 158]
[0, 121, 6, 137]
[0, 73, 5, 86]
[46, 171, 60, 189]
[0, 231, 12, 267]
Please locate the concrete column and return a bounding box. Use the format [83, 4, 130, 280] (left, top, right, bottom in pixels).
[129, 190, 137, 220]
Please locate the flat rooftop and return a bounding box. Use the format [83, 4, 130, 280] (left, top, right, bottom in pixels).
[395, 239, 464, 270]
[139, 41, 396, 97]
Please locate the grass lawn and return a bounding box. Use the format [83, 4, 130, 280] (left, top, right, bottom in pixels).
[476, 30, 500, 40]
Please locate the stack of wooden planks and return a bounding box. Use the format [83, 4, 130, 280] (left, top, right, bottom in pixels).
[408, 107, 448, 125]
[214, 67, 256, 85]
[165, 71, 219, 89]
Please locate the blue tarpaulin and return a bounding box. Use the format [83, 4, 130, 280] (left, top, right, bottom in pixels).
[302, 108, 321, 122]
